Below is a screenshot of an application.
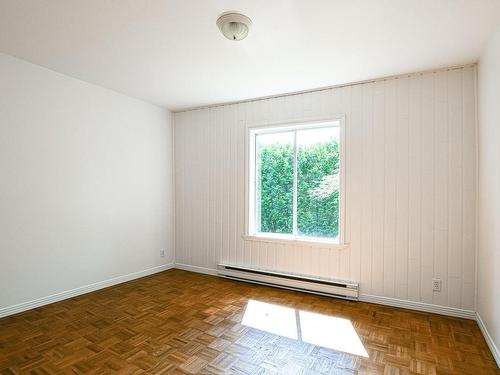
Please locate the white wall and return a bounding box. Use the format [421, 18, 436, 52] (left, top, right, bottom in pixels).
[478, 27, 500, 362]
[174, 66, 477, 312]
[0, 53, 174, 312]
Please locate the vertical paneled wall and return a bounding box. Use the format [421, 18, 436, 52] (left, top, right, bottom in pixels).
[174, 66, 477, 310]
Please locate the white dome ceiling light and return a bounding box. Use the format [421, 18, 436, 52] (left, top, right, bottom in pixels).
[216, 12, 252, 41]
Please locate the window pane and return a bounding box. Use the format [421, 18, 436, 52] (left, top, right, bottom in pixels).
[297, 126, 340, 240]
[256, 131, 294, 234]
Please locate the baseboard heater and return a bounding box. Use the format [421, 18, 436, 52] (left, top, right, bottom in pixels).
[217, 264, 358, 300]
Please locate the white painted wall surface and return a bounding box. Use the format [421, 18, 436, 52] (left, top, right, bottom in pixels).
[478, 27, 500, 362]
[0, 53, 174, 310]
[174, 66, 477, 311]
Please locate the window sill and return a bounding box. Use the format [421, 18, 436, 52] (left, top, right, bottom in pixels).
[242, 234, 350, 250]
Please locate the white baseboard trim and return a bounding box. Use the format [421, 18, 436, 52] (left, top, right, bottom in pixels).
[0, 263, 175, 319]
[476, 312, 500, 367]
[359, 294, 476, 320]
[174, 263, 218, 276]
[172, 264, 477, 320]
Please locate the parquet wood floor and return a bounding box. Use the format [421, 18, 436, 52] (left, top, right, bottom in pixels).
[0, 269, 498, 374]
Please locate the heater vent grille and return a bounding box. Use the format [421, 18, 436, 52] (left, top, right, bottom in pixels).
[217, 264, 358, 300]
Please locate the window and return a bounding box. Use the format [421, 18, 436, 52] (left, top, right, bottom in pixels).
[248, 120, 344, 244]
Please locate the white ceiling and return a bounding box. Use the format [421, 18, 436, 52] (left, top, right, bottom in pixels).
[1, 0, 500, 111]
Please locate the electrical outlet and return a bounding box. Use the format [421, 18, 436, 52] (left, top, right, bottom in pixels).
[432, 278, 441, 292]
[160, 250, 165, 258]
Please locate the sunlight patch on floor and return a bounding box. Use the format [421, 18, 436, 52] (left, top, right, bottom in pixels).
[242, 299, 369, 358]
[299, 310, 368, 357]
[241, 299, 298, 339]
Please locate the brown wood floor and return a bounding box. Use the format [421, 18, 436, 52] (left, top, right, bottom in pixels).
[0, 269, 498, 375]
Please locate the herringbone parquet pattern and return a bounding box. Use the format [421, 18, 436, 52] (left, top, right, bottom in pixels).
[0, 269, 498, 374]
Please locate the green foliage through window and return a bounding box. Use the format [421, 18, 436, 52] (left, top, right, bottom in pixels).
[255, 126, 340, 240]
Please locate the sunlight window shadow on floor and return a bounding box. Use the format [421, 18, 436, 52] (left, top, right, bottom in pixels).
[241, 299, 369, 358]
[241, 299, 298, 339]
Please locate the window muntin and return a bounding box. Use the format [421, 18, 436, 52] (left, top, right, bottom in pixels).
[249, 121, 342, 244]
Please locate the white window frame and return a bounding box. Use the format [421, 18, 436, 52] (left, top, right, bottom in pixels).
[245, 117, 346, 246]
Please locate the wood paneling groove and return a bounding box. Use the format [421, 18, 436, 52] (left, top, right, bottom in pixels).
[174, 66, 477, 310]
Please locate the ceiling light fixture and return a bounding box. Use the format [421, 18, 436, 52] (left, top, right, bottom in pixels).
[216, 12, 252, 41]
